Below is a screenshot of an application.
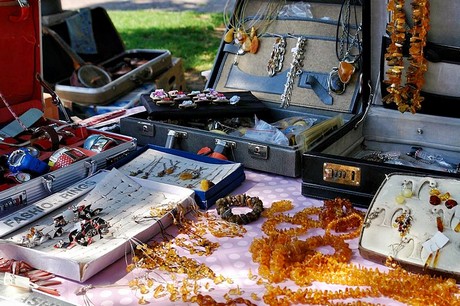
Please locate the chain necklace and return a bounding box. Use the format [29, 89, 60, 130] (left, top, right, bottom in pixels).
[0, 91, 27, 130]
[328, 0, 363, 95]
[280, 36, 306, 108]
[383, 0, 430, 114]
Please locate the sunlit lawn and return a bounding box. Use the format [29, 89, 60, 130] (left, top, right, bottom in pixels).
[108, 10, 225, 77]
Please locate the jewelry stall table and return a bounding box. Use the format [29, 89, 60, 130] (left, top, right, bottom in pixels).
[13, 170, 459, 306]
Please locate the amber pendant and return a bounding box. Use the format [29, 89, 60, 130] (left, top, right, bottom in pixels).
[328, 68, 345, 95]
[338, 61, 356, 84]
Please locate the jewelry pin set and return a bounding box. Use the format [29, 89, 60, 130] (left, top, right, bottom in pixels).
[360, 174, 460, 279]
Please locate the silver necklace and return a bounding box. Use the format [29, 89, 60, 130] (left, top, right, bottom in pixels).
[280, 36, 306, 108]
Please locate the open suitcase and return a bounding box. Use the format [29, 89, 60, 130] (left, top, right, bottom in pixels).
[42, 6, 172, 106]
[0, 0, 136, 215]
[301, 0, 460, 208]
[120, 0, 370, 178]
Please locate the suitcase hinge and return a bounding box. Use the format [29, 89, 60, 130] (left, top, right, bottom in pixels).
[215, 138, 236, 149]
[248, 143, 269, 160]
[354, 81, 373, 129]
[166, 129, 187, 149]
[85, 160, 97, 176]
[42, 174, 55, 193]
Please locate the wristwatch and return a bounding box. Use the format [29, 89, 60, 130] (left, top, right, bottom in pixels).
[7, 148, 49, 175]
[83, 134, 117, 153]
[48, 147, 88, 171]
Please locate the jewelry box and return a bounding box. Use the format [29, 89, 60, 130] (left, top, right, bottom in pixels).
[302, 0, 460, 207]
[111, 144, 246, 209]
[120, 0, 368, 178]
[0, 0, 136, 217]
[359, 173, 460, 281]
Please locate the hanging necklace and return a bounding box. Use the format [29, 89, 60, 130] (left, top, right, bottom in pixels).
[328, 0, 363, 95]
[223, 0, 285, 54]
[382, 0, 430, 113]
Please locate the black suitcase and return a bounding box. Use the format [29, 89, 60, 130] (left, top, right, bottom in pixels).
[42, 6, 172, 106]
[120, 0, 370, 177]
[301, 0, 460, 208]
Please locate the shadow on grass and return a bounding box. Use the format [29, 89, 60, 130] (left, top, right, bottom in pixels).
[86, 0, 231, 13]
[119, 25, 224, 73]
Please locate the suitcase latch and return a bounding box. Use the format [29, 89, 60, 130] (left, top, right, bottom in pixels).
[323, 163, 361, 186]
[138, 121, 155, 137]
[248, 143, 268, 160]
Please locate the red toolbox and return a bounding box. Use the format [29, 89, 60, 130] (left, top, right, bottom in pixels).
[0, 0, 136, 215]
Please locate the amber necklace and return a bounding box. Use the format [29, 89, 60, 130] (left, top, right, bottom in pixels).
[223, 0, 285, 54]
[329, 0, 363, 95]
[383, 0, 430, 113]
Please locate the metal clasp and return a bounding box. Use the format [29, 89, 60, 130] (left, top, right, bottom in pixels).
[42, 174, 55, 193]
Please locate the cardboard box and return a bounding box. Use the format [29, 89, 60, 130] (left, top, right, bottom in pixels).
[154, 57, 186, 92]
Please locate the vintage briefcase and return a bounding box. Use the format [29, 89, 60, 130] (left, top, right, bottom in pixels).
[120, 0, 369, 178]
[42, 6, 172, 106]
[0, 0, 136, 215]
[301, 1, 460, 208]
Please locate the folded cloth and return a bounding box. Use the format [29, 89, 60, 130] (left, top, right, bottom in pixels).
[65, 8, 98, 54]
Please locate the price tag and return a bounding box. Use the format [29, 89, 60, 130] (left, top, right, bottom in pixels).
[4, 272, 31, 290]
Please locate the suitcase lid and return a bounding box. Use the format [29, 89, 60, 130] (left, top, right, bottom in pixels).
[206, 0, 369, 116]
[0, 0, 43, 125]
[42, 6, 126, 85]
[373, 0, 460, 118]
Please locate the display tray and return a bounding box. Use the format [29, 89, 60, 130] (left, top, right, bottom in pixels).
[359, 173, 460, 282]
[119, 0, 368, 178]
[110, 144, 246, 209]
[0, 169, 195, 282]
[0, 121, 137, 217]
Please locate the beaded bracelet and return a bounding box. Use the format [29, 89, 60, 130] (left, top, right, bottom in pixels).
[215, 194, 264, 225]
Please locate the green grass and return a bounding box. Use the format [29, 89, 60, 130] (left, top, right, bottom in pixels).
[107, 10, 225, 75]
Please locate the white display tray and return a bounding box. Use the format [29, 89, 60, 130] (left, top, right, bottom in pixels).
[0, 169, 195, 282]
[359, 173, 460, 281]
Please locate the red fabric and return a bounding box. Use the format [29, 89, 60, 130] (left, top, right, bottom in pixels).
[0, 0, 42, 124]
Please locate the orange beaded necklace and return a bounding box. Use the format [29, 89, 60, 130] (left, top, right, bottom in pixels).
[383, 0, 430, 113]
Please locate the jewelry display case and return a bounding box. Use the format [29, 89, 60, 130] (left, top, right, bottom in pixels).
[359, 173, 460, 281]
[302, 0, 460, 208]
[120, 0, 369, 177]
[110, 144, 245, 209]
[0, 0, 136, 220]
[42, 6, 173, 106]
[0, 169, 195, 282]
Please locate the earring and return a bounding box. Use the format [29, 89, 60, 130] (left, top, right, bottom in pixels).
[429, 187, 458, 209]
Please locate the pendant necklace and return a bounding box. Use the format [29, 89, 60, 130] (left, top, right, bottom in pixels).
[223, 0, 285, 55]
[328, 0, 363, 95]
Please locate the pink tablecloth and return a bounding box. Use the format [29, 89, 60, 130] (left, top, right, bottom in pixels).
[50, 170, 405, 305]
